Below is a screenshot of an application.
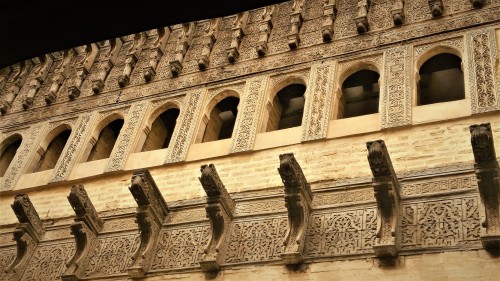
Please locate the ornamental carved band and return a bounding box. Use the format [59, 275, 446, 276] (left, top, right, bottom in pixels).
[277, 153, 312, 264]
[62, 185, 103, 281]
[199, 164, 235, 271]
[128, 169, 169, 277]
[4, 194, 45, 281]
[366, 140, 401, 257]
[469, 123, 500, 250]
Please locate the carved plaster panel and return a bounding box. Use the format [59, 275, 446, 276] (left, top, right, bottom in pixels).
[101, 217, 138, 233]
[235, 199, 286, 216]
[168, 208, 207, 224]
[0, 248, 16, 280]
[313, 188, 375, 207]
[401, 175, 477, 197]
[20, 241, 75, 281]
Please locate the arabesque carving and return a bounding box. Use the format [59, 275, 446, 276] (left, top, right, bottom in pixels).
[198, 164, 235, 271]
[428, 0, 444, 17]
[119, 32, 148, 87]
[288, 0, 305, 49]
[322, 0, 337, 42]
[68, 44, 99, 100]
[354, 0, 371, 34]
[392, 0, 405, 26]
[367, 140, 401, 257]
[91, 38, 123, 94]
[22, 54, 54, 109]
[169, 23, 194, 76]
[0, 60, 33, 115]
[469, 123, 500, 250]
[198, 19, 220, 70]
[256, 6, 275, 56]
[143, 27, 171, 82]
[227, 12, 249, 63]
[278, 153, 312, 264]
[46, 49, 76, 104]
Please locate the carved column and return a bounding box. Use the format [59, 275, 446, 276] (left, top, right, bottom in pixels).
[366, 140, 401, 257]
[288, 0, 305, 49]
[321, 0, 337, 42]
[256, 6, 275, 57]
[46, 49, 76, 104]
[119, 32, 147, 87]
[278, 153, 312, 264]
[4, 194, 45, 281]
[127, 170, 169, 278]
[391, 0, 405, 26]
[91, 38, 123, 94]
[22, 54, 53, 110]
[62, 185, 103, 281]
[428, 0, 444, 17]
[169, 23, 194, 76]
[227, 12, 249, 63]
[0, 60, 33, 115]
[198, 19, 220, 70]
[470, 123, 500, 250]
[68, 44, 99, 100]
[198, 164, 234, 271]
[354, 0, 371, 34]
[143, 27, 171, 82]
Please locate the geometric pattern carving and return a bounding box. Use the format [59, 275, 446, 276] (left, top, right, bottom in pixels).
[402, 175, 477, 196]
[314, 188, 374, 207]
[0, 248, 16, 280]
[21, 242, 75, 281]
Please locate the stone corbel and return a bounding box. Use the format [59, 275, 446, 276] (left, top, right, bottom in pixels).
[354, 0, 371, 34]
[198, 19, 220, 70]
[470, 124, 500, 250]
[68, 43, 99, 100]
[366, 140, 401, 257]
[127, 170, 169, 278]
[470, 0, 486, 8]
[119, 32, 148, 87]
[62, 185, 103, 281]
[169, 23, 194, 77]
[428, 0, 444, 17]
[321, 0, 337, 42]
[256, 5, 276, 57]
[143, 27, 171, 82]
[278, 153, 312, 265]
[227, 12, 249, 63]
[22, 54, 54, 110]
[4, 194, 45, 281]
[198, 164, 235, 272]
[288, 0, 305, 49]
[46, 49, 76, 104]
[0, 61, 32, 115]
[92, 38, 123, 94]
[391, 0, 405, 26]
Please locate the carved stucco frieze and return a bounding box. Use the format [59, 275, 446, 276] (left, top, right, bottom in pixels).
[119, 32, 148, 88]
[227, 12, 249, 63]
[46, 49, 76, 104]
[0, 61, 33, 115]
[354, 0, 371, 34]
[143, 27, 171, 82]
[322, 0, 338, 42]
[91, 38, 123, 94]
[288, 0, 305, 49]
[68, 44, 99, 100]
[169, 23, 195, 76]
[256, 6, 276, 56]
[198, 19, 220, 70]
[22, 54, 54, 110]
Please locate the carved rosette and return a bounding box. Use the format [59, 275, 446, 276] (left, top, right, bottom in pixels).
[428, 0, 444, 18]
[469, 123, 500, 250]
[143, 27, 171, 82]
[68, 44, 99, 100]
[367, 140, 401, 257]
[278, 153, 312, 264]
[22, 54, 54, 110]
[169, 23, 194, 76]
[354, 0, 371, 34]
[127, 169, 169, 278]
[91, 38, 123, 94]
[198, 164, 234, 271]
[256, 6, 275, 57]
[4, 194, 45, 281]
[227, 12, 248, 63]
[46, 49, 76, 104]
[62, 185, 103, 281]
[391, 0, 405, 26]
[321, 0, 337, 42]
[287, 0, 304, 49]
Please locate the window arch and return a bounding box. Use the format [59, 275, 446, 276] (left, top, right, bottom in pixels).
[142, 107, 180, 151]
[201, 96, 239, 143]
[86, 118, 124, 162]
[417, 53, 464, 105]
[31, 129, 71, 172]
[339, 69, 380, 118]
[265, 83, 306, 132]
[0, 135, 22, 177]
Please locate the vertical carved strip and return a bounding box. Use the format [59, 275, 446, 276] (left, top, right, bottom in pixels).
[382, 45, 411, 128]
[288, 0, 305, 49]
[119, 32, 148, 87]
[321, 0, 337, 42]
[105, 101, 149, 173]
[227, 12, 249, 63]
[68, 44, 99, 100]
[302, 62, 335, 142]
[91, 38, 123, 94]
[256, 6, 275, 57]
[169, 23, 194, 76]
[198, 19, 220, 70]
[143, 27, 171, 82]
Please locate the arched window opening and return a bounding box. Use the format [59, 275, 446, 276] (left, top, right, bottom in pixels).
[87, 119, 124, 162]
[0, 137, 22, 177]
[202, 97, 239, 143]
[34, 129, 71, 172]
[142, 108, 180, 151]
[266, 84, 306, 132]
[417, 53, 464, 105]
[340, 70, 380, 118]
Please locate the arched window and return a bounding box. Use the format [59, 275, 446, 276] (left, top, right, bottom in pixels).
[340, 70, 380, 118]
[266, 84, 306, 132]
[417, 53, 464, 105]
[202, 96, 239, 143]
[33, 129, 71, 172]
[0, 136, 22, 177]
[87, 119, 124, 161]
[142, 108, 180, 151]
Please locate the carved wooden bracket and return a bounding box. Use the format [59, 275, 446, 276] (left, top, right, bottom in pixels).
[169, 23, 194, 77]
[198, 164, 235, 271]
[127, 169, 169, 278]
[91, 38, 123, 94]
[22, 54, 54, 110]
[227, 12, 249, 63]
[119, 32, 148, 87]
[391, 0, 405, 26]
[4, 194, 45, 281]
[0, 60, 32, 115]
[428, 0, 444, 17]
[470, 123, 500, 250]
[354, 0, 371, 34]
[288, 0, 305, 49]
[256, 6, 275, 57]
[278, 153, 312, 264]
[198, 19, 220, 70]
[321, 0, 337, 42]
[62, 185, 103, 281]
[143, 27, 171, 82]
[367, 140, 401, 257]
[68, 43, 99, 100]
[470, 0, 486, 8]
[46, 49, 76, 104]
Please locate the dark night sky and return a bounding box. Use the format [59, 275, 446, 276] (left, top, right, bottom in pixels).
[0, 0, 287, 69]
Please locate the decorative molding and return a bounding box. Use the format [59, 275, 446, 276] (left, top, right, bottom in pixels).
[91, 38, 123, 94]
[198, 19, 220, 70]
[354, 0, 371, 34]
[227, 12, 249, 63]
[322, 0, 337, 42]
[22, 54, 54, 110]
[143, 27, 171, 82]
[68, 44, 99, 100]
[256, 6, 275, 56]
[287, 0, 305, 49]
[46, 49, 76, 104]
[118, 32, 148, 88]
[169, 23, 195, 76]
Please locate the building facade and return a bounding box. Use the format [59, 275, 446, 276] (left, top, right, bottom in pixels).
[0, 0, 499, 280]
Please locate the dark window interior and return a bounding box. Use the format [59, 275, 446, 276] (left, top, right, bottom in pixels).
[142, 108, 180, 151]
[340, 70, 380, 118]
[202, 97, 239, 142]
[87, 119, 124, 161]
[0, 137, 22, 177]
